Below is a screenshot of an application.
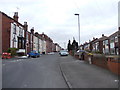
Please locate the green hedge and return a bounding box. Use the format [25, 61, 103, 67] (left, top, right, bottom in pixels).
[7, 48, 18, 56]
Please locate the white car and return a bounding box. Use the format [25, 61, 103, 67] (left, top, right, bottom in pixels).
[59, 50, 69, 56]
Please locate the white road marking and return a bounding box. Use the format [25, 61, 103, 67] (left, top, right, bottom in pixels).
[9, 59, 24, 62]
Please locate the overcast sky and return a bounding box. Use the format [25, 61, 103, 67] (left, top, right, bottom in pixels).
[0, 0, 119, 48]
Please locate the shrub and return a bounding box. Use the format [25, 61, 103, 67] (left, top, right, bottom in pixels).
[7, 48, 18, 56]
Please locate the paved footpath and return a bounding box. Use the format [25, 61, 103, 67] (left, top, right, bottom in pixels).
[59, 55, 119, 88]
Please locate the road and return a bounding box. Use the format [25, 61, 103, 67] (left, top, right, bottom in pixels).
[2, 53, 68, 88]
[2, 53, 119, 88]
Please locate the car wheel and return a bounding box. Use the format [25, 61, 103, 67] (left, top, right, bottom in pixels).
[28, 55, 30, 58]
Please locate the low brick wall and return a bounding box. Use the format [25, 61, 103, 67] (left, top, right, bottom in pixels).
[74, 54, 79, 59]
[92, 54, 108, 69]
[107, 56, 120, 75]
[84, 54, 120, 75]
[84, 53, 89, 62]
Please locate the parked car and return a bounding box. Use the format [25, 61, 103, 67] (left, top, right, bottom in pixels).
[2, 52, 12, 59]
[59, 50, 69, 56]
[28, 50, 40, 58]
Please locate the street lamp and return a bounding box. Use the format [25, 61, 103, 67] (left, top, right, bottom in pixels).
[74, 14, 80, 46]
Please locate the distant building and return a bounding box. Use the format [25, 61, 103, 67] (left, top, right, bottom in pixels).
[52, 43, 56, 52]
[55, 43, 61, 52]
[40, 33, 53, 53]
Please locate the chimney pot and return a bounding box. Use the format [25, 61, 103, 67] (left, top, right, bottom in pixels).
[31, 27, 34, 34]
[13, 12, 19, 21]
[102, 34, 104, 37]
[24, 22, 27, 25]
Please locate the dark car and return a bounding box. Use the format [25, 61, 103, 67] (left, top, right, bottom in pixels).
[28, 50, 40, 58]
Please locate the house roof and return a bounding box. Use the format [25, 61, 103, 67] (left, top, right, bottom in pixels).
[0, 11, 24, 27]
[109, 31, 118, 38]
[98, 36, 108, 41]
[40, 33, 53, 42]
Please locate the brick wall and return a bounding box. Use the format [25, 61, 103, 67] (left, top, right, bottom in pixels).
[27, 32, 31, 53]
[107, 56, 120, 75]
[2, 14, 11, 53]
[84, 53, 120, 75]
[0, 13, 2, 54]
[92, 54, 108, 69]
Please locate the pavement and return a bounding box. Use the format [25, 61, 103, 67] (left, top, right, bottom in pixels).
[59, 55, 119, 88]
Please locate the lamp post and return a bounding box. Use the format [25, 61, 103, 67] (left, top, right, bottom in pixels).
[74, 14, 80, 46]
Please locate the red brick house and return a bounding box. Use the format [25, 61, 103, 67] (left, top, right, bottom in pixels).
[82, 42, 90, 51]
[81, 31, 119, 55]
[109, 31, 119, 55]
[0, 11, 27, 55]
[40, 33, 53, 53]
[0, 11, 61, 55]
[55, 43, 61, 52]
[90, 38, 99, 52]
[0, 13, 2, 54]
[26, 31, 32, 54]
[52, 43, 56, 52]
[89, 38, 98, 52]
[89, 35, 108, 54]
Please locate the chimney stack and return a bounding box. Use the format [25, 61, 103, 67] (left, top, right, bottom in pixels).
[102, 34, 104, 37]
[13, 12, 19, 22]
[24, 22, 28, 31]
[24, 22, 28, 38]
[31, 27, 34, 34]
[35, 32, 39, 36]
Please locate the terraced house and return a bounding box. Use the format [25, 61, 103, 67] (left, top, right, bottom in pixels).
[109, 31, 119, 55]
[0, 11, 27, 55]
[81, 31, 119, 55]
[0, 11, 61, 55]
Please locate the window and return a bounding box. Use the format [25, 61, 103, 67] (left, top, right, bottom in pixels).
[18, 38, 22, 48]
[110, 37, 114, 43]
[110, 42, 114, 48]
[110, 42, 115, 54]
[19, 28, 21, 36]
[19, 28, 23, 37]
[21, 29, 23, 36]
[105, 40, 108, 45]
[13, 24, 16, 34]
[115, 36, 118, 42]
[18, 37, 25, 49]
[95, 42, 99, 51]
